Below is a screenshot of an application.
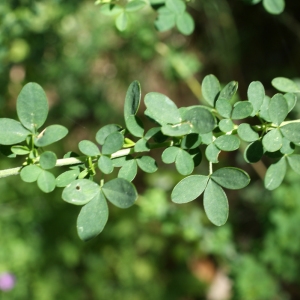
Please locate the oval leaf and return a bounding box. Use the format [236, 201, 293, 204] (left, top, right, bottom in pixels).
[124, 80, 141, 119]
[203, 180, 229, 226]
[34, 125, 68, 147]
[102, 131, 124, 155]
[176, 12, 194, 35]
[175, 148, 194, 175]
[264, 157, 286, 190]
[201, 74, 221, 107]
[144, 92, 181, 125]
[20, 165, 42, 183]
[237, 123, 259, 142]
[269, 94, 288, 126]
[214, 135, 240, 151]
[262, 128, 282, 152]
[244, 140, 264, 163]
[78, 140, 100, 156]
[17, 83, 48, 131]
[62, 179, 100, 205]
[98, 155, 114, 174]
[231, 101, 253, 119]
[39, 151, 57, 170]
[162, 146, 180, 164]
[211, 167, 250, 190]
[272, 77, 299, 93]
[102, 178, 138, 208]
[136, 156, 158, 173]
[56, 169, 80, 187]
[37, 170, 56, 193]
[171, 175, 209, 204]
[185, 107, 216, 134]
[280, 123, 300, 143]
[0, 118, 30, 145]
[95, 124, 122, 145]
[247, 81, 265, 116]
[287, 154, 300, 175]
[77, 191, 109, 241]
[205, 143, 220, 163]
[263, 0, 285, 14]
[118, 159, 138, 182]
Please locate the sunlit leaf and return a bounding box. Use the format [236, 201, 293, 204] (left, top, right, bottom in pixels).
[215, 99, 232, 118]
[77, 191, 109, 241]
[102, 131, 124, 155]
[118, 159, 137, 181]
[115, 11, 128, 31]
[268, 94, 288, 125]
[39, 151, 57, 170]
[56, 169, 80, 187]
[98, 155, 114, 174]
[201, 74, 221, 107]
[171, 175, 209, 203]
[154, 6, 176, 32]
[280, 123, 300, 143]
[205, 143, 220, 163]
[34, 125, 68, 147]
[102, 178, 138, 208]
[176, 12, 194, 35]
[20, 165, 42, 183]
[263, 0, 285, 14]
[165, 0, 186, 14]
[95, 124, 122, 145]
[162, 146, 180, 163]
[237, 123, 259, 142]
[211, 167, 250, 190]
[125, 115, 144, 138]
[214, 135, 240, 151]
[62, 179, 100, 205]
[17, 83, 48, 131]
[264, 157, 286, 190]
[219, 119, 234, 133]
[272, 77, 299, 92]
[247, 81, 265, 116]
[134, 138, 150, 152]
[175, 149, 194, 175]
[262, 129, 282, 152]
[0, 118, 30, 145]
[125, 0, 146, 12]
[287, 154, 300, 175]
[231, 101, 253, 119]
[136, 156, 158, 173]
[37, 170, 56, 193]
[78, 140, 100, 156]
[203, 180, 228, 226]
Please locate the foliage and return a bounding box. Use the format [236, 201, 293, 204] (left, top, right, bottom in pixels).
[1, 0, 300, 299]
[1, 72, 300, 242]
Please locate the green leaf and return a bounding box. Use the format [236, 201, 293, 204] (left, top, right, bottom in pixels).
[215, 99, 232, 118]
[165, 0, 186, 14]
[144, 92, 181, 125]
[98, 155, 114, 174]
[217, 81, 238, 102]
[280, 137, 294, 155]
[78, 140, 100, 156]
[287, 154, 300, 175]
[185, 107, 216, 134]
[205, 143, 220, 163]
[200, 132, 213, 145]
[201, 74, 221, 107]
[56, 169, 80, 187]
[280, 123, 300, 143]
[136, 156, 158, 173]
[181, 133, 202, 149]
[247, 81, 265, 116]
[37, 170, 56, 193]
[264, 157, 286, 190]
[231, 101, 253, 119]
[11, 145, 30, 155]
[0, 118, 30, 145]
[20, 165, 42, 183]
[244, 140, 264, 163]
[145, 127, 168, 143]
[134, 138, 150, 152]
[115, 11, 128, 31]
[284, 92, 297, 113]
[124, 80, 141, 119]
[171, 175, 209, 204]
[272, 77, 299, 92]
[62, 179, 100, 205]
[125, 0, 146, 12]
[155, 6, 176, 32]
[176, 12, 194, 35]
[118, 159, 137, 182]
[219, 119, 234, 133]
[161, 123, 191, 136]
[77, 191, 109, 241]
[203, 180, 229, 226]
[102, 131, 124, 155]
[258, 96, 272, 122]
[16, 83, 48, 131]
[112, 156, 127, 167]
[262, 0, 285, 14]
[34, 125, 68, 147]
[214, 135, 240, 151]
[262, 129, 282, 152]
[175, 148, 194, 175]
[102, 178, 138, 208]
[39, 151, 57, 170]
[96, 124, 121, 145]
[268, 94, 288, 125]
[211, 167, 250, 190]
[162, 146, 180, 163]
[126, 116, 144, 137]
[237, 123, 259, 142]
[100, 4, 123, 16]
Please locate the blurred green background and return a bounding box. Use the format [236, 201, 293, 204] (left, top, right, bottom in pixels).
[1, 0, 300, 299]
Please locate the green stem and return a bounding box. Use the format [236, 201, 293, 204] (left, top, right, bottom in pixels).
[0, 141, 173, 179]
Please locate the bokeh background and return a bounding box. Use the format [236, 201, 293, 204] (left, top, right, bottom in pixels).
[1, 0, 300, 299]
